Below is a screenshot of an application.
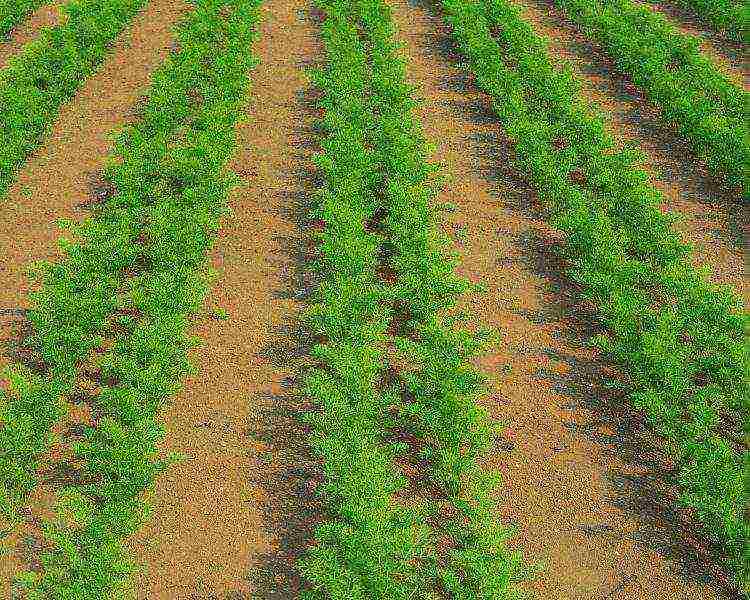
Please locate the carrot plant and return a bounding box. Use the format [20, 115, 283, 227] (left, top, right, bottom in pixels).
[350, 0, 535, 595]
[672, 0, 750, 43]
[551, 0, 750, 200]
[0, 0, 150, 197]
[440, 0, 749, 592]
[2, 0, 263, 597]
[296, 3, 443, 597]
[0, 371, 67, 520]
[0, 0, 47, 38]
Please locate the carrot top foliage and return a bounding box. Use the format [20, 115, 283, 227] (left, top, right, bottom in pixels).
[1, 0, 262, 597]
[0, 0, 151, 197]
[0, 0, 47, 38]
[442, 0, 748, 593]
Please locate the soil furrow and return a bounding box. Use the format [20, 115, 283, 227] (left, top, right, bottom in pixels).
[386, 0, 740, 598]
[123, 1, 323, 598]
[633, 0, 749, 87]
[0, 0, 193, 595]
[513, 0, 748, 309]
[0, 1, 65, 70]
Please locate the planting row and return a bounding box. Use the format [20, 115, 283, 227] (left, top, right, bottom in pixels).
[0, 0, 46, 38]
[440, 0, 748, 592]
[297, 2, 437, 593]
[0, 0, 151, 197]
[352, 0, 536, 594]
[0, 0, 261, 597]
[551, 0, 749, 200]
[672, 0, 750, 42]
[297, 0, 533, 597]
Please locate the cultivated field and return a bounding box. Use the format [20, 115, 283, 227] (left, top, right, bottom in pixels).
[0, 0, 747, 599]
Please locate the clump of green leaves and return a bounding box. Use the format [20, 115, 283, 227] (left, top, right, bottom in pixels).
[3, 0, 264, 597]
[0, 1, 47, 39]
[553, 0, 750, 199]
[442, 0, 749, 590]
[0, 0, 152, 197]
[297, 0, 535, 597]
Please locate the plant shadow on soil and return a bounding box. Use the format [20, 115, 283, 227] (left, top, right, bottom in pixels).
[0, 312, 66, 598]
[236, 75, 327, 599]
[411, 0, 743, 597]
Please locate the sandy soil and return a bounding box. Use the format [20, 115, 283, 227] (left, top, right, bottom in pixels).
[386, 0, 743, 598]
[0, 0, 193, 595]
[0, 1, 66, 70]
[0, 0, 744, 598]
[124, 1, 323, 598]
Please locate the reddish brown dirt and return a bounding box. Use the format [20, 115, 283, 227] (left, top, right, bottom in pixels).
[0, 0, 193, 595]
[123, 1, 323, 598]
[516, 0, 748, 310]
[0, 1, 66, 70]
[388, 0, 742, 598]
[633, 0, 750, 90]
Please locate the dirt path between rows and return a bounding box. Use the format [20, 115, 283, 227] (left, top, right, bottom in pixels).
[124, 1, 323, 598]
[0, 0, 193, 595]
[0, 1, 66, 70]
[515, 0, 748, 309]
[634, 0, 750, 89]
[387, 0, 740, 598]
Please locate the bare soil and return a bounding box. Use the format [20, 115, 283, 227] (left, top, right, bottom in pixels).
[123, 1, 323, 598]
[386, 0, 744, 598]
[0, 0, 194, 595]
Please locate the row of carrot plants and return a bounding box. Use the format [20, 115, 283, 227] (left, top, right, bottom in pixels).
[550, 0, 750, 200]
[672, 0, 749, 42]
[0, 0, 46, 38]
[296, 3, 440, 595]
[0, 0, 262, 597]
[297, 0, 533, 597]
[351, 0, 536, 595]
[440, 0, 749, 593]
[0, 0, 150, 197]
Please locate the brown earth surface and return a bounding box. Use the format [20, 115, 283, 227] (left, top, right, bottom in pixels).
[634, 0, 750, 89]
[387, 0, 743, 598]
[516, 0, 748, 309]
[0, 0, 193, 595]
[0, 1, 66, 70]
[124, 1, 323, 598]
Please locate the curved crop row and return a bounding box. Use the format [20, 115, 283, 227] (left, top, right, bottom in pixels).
[549, 0, 750, 199]
[672, 0, 750, 43]
[1, 1, 262, 597]
[0, 0, 151, 197]
[439, 0, 749, 592]
[351, 0, 535, 595]
[0, 0, 47, 38]
[297, 0, 533, 597]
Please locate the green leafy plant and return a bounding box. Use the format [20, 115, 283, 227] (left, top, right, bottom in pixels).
[296, 1, 536, 597]
[2, 0, 264, 597]
[552, 0, 750, 199]
[0, 0, 47, 39]
[296, 6, 442, 596]
[671, 0, 750, 43]
[439, 0, 749, 592]
[0, 0, 151, 197]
